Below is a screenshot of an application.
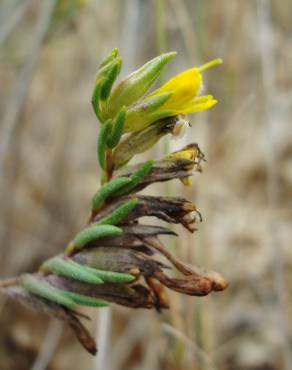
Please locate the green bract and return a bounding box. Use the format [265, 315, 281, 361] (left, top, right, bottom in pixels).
[103, 52, 176, 119]
[123, 92, 172, 133]
[113, 117, 177, 168]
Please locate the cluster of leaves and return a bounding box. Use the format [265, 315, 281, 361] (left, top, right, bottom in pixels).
[0, 48, 227, 355]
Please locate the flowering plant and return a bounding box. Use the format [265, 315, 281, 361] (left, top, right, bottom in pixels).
[0, 49, 227, 354]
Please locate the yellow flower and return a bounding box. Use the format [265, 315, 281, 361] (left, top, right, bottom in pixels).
[150, 58, 222, 115]
[123, 58, 222, 133]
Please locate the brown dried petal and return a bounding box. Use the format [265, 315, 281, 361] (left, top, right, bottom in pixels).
[73, 246, 170, 280]
[142, 236, 228, 292]
[1, 285, 97, 355]
[186, 265, 228, 292]
[145, 277, 169, 310]
[154, 271, 213, 296]
[85, 224, 176, 254]
[121, 224, 177, 237]
[93, 195, 200, 232]
[114, 159, 195, 194]
[66, 311, 97, 355]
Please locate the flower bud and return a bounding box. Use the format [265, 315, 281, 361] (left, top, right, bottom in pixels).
[104, 52, 176, 118]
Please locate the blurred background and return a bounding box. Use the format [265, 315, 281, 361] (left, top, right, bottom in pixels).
[0, 0, 291, 369]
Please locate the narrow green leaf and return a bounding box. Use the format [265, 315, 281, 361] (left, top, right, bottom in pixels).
[93, 58, 122, 121]
[97, 119, 112, 170]
[68, 260, 136, 283]
[100, 59, 122, 101]
[107, 107, 126, 148]
[91, 176, 131, 210]
[129, 160, 154, 184]
[60, 290, 109, 307]
[41, 256, 104, 284]
[66, 224, 122, 253]
[99, 48, 119, 68]
[21, 274, 76, 308]
[96, 198, 138, 225]
[95, 58, 119, 82]
[115, 160, 154, 195]
[91, 79, 104, 122]
[89, 269, 135, 283]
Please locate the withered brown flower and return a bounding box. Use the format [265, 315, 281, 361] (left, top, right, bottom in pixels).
[0, 143, 227, 354]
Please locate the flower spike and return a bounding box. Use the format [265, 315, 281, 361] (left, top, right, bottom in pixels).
[0, 49, 227, 356]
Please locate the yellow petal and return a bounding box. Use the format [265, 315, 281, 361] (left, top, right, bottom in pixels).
[163, 144, 200, 161]
[151, 68, 202, 108]
[171, 95, 217, 115]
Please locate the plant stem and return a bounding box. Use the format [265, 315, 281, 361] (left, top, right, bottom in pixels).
[106, 149, 114, 181]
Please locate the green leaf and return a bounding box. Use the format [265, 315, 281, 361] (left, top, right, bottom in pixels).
[21, 274, 77, 308]
[115, 160, 154, 195]
[97, 119, 112, 170]
[41, 256, 104, 284]
[96, 198, 138, 225]
[66, 224, 123, 253]
[105, 52, 176, 117]
[99, 48, 119, 69]
[107, 107, 126, 148]
[91, 176, 132, 210]
[91, 79, 104, 122]
[100, 59, 122, 101]
[93, 57, 122, 121]
[68, 260, 136, 283]
[60, 290, 109, 307]
[96, 59, 118, 81]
